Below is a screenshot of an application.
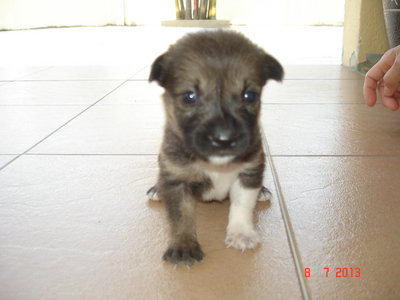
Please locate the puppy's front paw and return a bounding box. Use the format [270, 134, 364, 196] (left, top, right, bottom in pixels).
[258, 186, 272, 202]
[163, 240, 203, 267]
[225, 228, 260, 251]
[146, 186, 160, 201]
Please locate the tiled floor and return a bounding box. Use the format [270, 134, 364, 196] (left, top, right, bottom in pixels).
[1, 27, 400, 300]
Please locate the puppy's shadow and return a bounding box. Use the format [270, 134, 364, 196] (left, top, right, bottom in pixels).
[146, 185, 272, 212]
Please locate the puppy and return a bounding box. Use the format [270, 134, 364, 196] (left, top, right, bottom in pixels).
[147, 30, 283, 266]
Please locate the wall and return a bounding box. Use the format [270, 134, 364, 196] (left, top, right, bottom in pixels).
[342, 0, 389, 72]
[0, 0, 343, 30]
[218, 0, 344, 26]
[0, 0, 176, 29]
[125, 0, 174, 25]
[0, 0, 125, 29]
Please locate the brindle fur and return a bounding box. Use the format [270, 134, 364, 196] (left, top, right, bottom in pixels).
[148, 30, 283, 266]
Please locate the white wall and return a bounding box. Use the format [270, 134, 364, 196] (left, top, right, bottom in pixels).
[0, 0, 344, 30]
[218, 0, 344, 26]
[124, 0, 175, 26]
[0, 0, 125, 30]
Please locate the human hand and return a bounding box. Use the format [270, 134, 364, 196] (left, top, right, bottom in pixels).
[363, 45, 400, 111]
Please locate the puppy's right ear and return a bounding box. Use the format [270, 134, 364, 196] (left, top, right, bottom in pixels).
[263, 53, 284, 83]
[149, 53, 168, 87]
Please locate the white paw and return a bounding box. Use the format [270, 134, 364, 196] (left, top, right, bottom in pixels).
[225, 228, 260, 251]
[146, 186, 160, 201]
[258, 186, 272, 202]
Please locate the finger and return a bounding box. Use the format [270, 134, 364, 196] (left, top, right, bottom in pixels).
[378, 81, 385, 104]
[364, 63, 385, 106]
[364, 59, 391, 106]
[364, 49, 396, 106]
[383, 60, 400, 97]
[363, 75, 378, 106]
[379, 82, 399, 110]
[382, 96, 399, 111]
[396, 96, 400, 108]
[363, 80, 378, 106]
[394, 91, 400, 102]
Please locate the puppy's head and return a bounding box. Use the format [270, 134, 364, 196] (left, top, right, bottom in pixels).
[150, 30, 283, 165]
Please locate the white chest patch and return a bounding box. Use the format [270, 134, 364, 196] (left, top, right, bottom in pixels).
[201, 164, 242, 201]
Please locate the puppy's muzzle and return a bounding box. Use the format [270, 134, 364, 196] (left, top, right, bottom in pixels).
[208, 126, 238, 149]
[194, 114, 249, 159]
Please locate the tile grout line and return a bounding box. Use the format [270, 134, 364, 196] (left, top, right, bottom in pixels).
[0, 65, 151, 172]
[16, 66, 54, 80]
[262, 102, 366, 105]
[0, 79, 132, 172]
[0, 78, 365, 82]
[3, 153, 400, 158]
[271, 154, 400, 158]
[13, 66, 54, 82]
[0, 66, 53, 87]
[281, 78, 364, 81]
[262, 129, 311, 300]
[23, 153, 159, 156]
[7, 79, 139, 82]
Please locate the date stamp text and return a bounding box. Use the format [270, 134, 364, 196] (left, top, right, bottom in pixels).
[304, 267, 361, 278]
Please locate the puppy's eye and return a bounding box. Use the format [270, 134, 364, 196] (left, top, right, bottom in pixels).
[182, 92, 198, 104]
[243, 91, 258, 103]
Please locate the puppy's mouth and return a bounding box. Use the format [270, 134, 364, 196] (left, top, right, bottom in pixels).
[188, 128, 251, 165]
[179, 111, 257, 165]
[208, 155, 235, 165]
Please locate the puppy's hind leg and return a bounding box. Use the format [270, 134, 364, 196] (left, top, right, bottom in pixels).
[160, 181, 203, 266]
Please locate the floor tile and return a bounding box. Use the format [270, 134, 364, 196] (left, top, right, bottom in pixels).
[0, 67, 49, 80]
[273, 156, 400, 299]
[130, 67, 151, 81]
[0, 155, 301, 300]
[29, 104, 165, 155]
[0, 81, 122, 106]
[131, 64, 363, 82]
[0, 26, 192, 68]
[0, 155, 16, 169]
[0, 26, 343, 67]
[283, 65, 364, 80]
[0, 106, 86, 154]
[263, 79, 365, 104]
[99, 81, 163, 105]
[133, 64, 362, 83]
[22, 66, 143, 81]
[262, 104, 400, 156]
[237, 26, 343, 65]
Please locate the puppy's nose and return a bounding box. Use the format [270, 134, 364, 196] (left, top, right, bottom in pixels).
[208, 130, 237, 149]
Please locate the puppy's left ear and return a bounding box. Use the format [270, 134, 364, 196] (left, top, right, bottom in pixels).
[149, 53, 169, 87]
[263, 54, 284, 83]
